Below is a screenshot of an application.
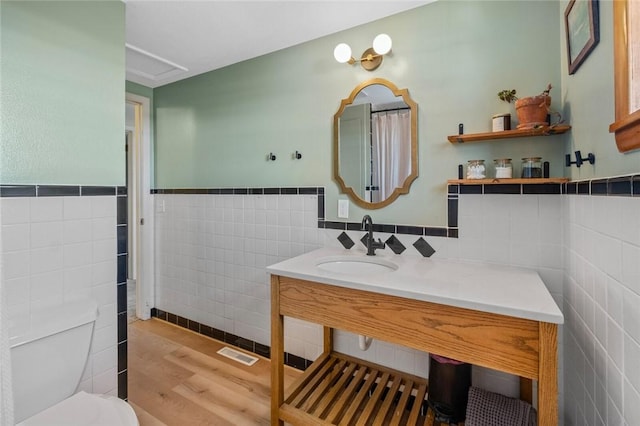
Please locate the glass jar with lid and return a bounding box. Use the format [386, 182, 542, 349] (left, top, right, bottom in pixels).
[466, 160, 486, 179]
[521, 157, 543, 178]
[493, 158, 513, 178]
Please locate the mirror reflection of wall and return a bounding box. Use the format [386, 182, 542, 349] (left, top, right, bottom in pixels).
[339, 103, 371, 201]
[334, 79, 417, 209]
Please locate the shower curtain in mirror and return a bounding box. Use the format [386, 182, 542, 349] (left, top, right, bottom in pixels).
[371, 110, 411, 203]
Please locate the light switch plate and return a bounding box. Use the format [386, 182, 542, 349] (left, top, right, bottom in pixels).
[338, 199, 349, 218]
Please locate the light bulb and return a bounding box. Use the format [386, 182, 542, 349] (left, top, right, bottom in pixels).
[334, 43, 352, 63]
[373, 34, 392, 55]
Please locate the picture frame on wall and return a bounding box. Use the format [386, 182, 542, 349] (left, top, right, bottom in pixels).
[564, 0, 599, 75]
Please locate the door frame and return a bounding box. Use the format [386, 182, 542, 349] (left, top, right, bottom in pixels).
[125, 92, 154, 320]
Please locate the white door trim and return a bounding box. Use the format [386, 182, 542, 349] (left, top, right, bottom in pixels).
[125, 92, 154, 320]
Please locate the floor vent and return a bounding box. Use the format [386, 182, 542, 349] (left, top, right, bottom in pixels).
[217, 346, 259, 366]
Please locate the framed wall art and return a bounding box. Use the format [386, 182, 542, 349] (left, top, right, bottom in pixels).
[564, 0, 599, 75]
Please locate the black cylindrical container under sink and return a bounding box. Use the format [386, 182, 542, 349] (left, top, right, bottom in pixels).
[427, 354, 472, 423]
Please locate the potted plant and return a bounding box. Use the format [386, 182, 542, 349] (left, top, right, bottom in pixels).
[498, 84, 552, 129]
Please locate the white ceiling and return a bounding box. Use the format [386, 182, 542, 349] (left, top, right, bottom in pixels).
[125, 1, 432, 88]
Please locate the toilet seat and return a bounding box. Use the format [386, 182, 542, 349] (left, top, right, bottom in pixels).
[17, 391, 139, 426]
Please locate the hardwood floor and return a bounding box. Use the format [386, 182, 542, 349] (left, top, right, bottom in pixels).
[128, 318, 301, 426]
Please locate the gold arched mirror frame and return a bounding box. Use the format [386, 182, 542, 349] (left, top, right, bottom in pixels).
[333, 78, 418, 209]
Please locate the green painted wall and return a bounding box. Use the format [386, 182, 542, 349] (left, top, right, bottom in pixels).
[154, 1, 564, 226]
[154, 1, 565, 226]
[1, 1, 125, 186]
[560, 0, 640, 179]
[126, 81, 153, 100]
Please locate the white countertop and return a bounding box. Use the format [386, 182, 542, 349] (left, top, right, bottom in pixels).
[267, 247, 564, 324]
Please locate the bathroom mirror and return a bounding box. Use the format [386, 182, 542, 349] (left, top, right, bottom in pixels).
[333, 78, 418, 209]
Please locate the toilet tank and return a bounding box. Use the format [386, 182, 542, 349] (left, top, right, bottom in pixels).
[9, 298, 98, 423]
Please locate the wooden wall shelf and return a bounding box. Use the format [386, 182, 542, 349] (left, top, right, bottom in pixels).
[448, 178, 569, 185]
[448, 124, 571, 144]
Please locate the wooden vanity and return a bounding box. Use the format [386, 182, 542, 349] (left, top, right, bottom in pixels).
[268, 248, 563, 426]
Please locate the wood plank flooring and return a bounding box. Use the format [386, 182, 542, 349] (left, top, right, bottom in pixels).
[128, 319, 301, 426]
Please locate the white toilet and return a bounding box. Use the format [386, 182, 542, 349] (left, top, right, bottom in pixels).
[9, 298, 138, 425]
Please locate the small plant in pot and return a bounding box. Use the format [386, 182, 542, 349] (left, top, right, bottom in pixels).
[498, 84, 552, 129]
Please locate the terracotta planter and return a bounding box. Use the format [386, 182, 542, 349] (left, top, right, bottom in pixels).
[514, 95, 551, 129]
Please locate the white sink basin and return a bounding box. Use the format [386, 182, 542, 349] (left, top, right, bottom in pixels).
[316, 256, 398, 275]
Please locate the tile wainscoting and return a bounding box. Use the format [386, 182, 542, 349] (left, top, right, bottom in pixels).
[152, 175, 640, 424]
[561, 177, 640, 425]
[152, 185, 565, 402]
[152, 187, 457, 380]
[3, 174, 636, 424]
[153, 188, 322, 361]
[0, 184, 127, 399]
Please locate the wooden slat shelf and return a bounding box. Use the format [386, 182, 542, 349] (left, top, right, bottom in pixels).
[448, 178, 569, 185]
[281, 351, 431, 426]
[447, 124, 571, 144]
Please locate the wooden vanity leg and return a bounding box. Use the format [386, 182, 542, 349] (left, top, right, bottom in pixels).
[323, 326, 333, 353]
[271, 275, 284, 426]
[537, 322, 558, 426]
[520, 377, 533, 404]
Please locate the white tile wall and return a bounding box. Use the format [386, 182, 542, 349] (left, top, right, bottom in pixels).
[154, 193, 321, 348]
[154, 192, 567, 407]
[154, 192, 442, 378]
[10, 186, 636, 423]
[150, 190, 638, 426]
[563, 195, 640, 426]
[0, 196, 118, 396]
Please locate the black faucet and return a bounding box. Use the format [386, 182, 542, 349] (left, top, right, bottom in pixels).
[361, 215, 385, 256]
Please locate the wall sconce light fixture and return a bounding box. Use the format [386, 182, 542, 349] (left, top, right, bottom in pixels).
[333, 33, 392, 71]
